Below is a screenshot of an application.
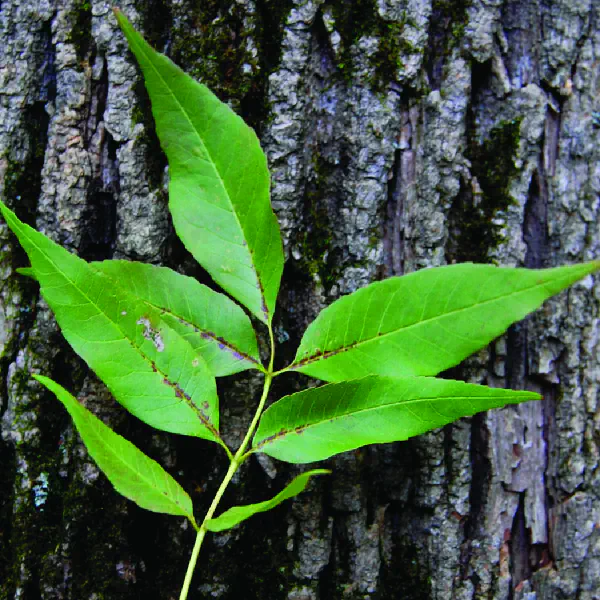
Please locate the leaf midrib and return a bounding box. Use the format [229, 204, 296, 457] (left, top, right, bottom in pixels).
[292, 276, 564, 368]
[128, 31, 268, 320]
[255, 389, 535, 449]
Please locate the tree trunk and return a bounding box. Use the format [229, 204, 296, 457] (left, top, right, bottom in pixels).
[1, 1, 598, 599]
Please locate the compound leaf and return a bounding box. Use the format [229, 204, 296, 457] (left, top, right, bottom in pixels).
[115, 9, 284, 324]
[205, 469, 330, 532]
[93, 260, 262, 377]
[0, 201, 220, 441]
[291, 262, 600, 382]
[35, 375, 196, 521]
[253, 376, 540, 463]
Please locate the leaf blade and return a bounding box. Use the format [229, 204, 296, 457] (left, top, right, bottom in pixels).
[35, 375, 195, 520]
[92, 260, 262, 377]
[253, 376, 540, 463]
[205, 469, 330, 532]
[0, 201, 219, 440]
[291, 262, 600, 381]
[114, 10, 284, 324]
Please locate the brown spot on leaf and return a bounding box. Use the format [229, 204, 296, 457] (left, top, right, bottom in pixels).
[257, 428, 288, 447]
[173, 318, 258, 365]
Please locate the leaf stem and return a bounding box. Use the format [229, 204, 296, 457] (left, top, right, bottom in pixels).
[271, 366, 290, 378]
[178, 323, 276, 599]
[216, 437, 234, 462]
[179, 528, 205, 599]
[179, 457, 238, 600]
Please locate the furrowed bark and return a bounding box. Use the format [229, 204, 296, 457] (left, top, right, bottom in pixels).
[1, 1, 598, 598]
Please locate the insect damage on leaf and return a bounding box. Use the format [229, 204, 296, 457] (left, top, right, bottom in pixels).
[92, 259, 262, 377]
[157, 371, 219, 437]
[137, 316, 165, 352]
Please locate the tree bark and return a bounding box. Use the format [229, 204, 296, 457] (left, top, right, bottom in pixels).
[1, 1, 599, 599]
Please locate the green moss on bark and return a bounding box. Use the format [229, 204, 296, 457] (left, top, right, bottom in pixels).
[291, 154, 340, 292]
[327, 0, 416, 92]
[431, 0, 470, 50]
[0, 378, 70, 599]
[448, 118, 522, 263]
[164, 0, 293, 131]
[130, 0, 294, 190]
[69, 0, 93, 64]
[0, 119, 46, 594]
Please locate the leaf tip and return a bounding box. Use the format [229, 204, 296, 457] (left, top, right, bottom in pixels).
[31, 374, 57, 396]
[112, 6, 125, 21]
[0, 199, 12, 221]
[112, 6, 123, 24]
[15, 266, 36, 279]
[112, 7, 131, 34]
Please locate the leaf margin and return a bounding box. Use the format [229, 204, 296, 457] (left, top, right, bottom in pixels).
[287, 261, 600, 382]
[34, 374, 197, 523]
[205, 469, 330, 532]
[113, 8, 284, 324]
[0, 199, 221, 442]
[91, 259, 264, 377]
[253, 376, 542, 463]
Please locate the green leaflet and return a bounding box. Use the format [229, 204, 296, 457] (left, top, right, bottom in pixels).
[253, 376, 540, 463]
[93, 260, 262, 377]
[0, 202, 219, 441]
[205, 469, 330, 532]
[115, 10, 284, 324]
[291, 262, 600, 382]
[35, 375, 196, 521]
